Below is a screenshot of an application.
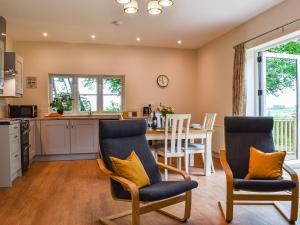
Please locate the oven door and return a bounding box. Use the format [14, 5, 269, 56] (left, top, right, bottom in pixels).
[21, 144, 30, 172]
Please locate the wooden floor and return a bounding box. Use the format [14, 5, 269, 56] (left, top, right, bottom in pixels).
[0, 158, 298, 225]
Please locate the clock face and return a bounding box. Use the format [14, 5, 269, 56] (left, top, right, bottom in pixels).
[157, 75, 169, 88]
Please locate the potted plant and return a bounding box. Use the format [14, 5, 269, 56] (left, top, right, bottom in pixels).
[50, 94, 73, 115]
[157, 104, 175, 128]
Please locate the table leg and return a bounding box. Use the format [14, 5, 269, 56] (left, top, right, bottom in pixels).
[204, 132, 212, 176]
[189, 139, 195, 167]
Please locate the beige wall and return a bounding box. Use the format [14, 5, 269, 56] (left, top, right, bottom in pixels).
[196, 0, 300, 125]
[11, 41, 199, 120]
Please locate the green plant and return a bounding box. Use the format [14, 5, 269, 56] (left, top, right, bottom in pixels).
[50, 93, 73, 111]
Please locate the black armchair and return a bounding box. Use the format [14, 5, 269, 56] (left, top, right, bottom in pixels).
[219, 116, 299, 223]
[97, 119, 198, 225]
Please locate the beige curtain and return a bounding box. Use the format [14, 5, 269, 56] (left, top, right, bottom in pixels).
[232, 43, 246, 116]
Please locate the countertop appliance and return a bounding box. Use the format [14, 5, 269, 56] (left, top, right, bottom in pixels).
[20, 119, 30, 172]
[9, 105, 37, 118]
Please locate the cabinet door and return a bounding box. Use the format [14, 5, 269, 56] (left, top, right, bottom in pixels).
[15, 55, 23, 95]
[29, 121, 35, 162]
[41, 120, 70, 155]
[0, 40, 4, 92]
[70, 120, 99, 154]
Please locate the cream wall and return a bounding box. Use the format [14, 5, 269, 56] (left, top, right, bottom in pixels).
[11, 41, 199, 120]
[196, 0, 300, 125]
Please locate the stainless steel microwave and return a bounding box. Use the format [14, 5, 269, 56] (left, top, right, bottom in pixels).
[9, 105, 37, 118]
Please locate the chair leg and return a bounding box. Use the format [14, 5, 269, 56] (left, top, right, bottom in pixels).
[132, 194, 140, 225]
[185, 153, 189, 174]
[164, 157, 168, 181]
[211, 156, 215, 173]
[177, 157, 182, 170]
[290, 187, 299, 222]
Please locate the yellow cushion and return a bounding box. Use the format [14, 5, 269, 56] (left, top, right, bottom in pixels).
[245, 146, 286, 180]
[110, 151, 150, 188]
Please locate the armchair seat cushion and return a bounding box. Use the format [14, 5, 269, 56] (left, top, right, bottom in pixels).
[115, 180, 198, 202]
[234, 178, 296, 192]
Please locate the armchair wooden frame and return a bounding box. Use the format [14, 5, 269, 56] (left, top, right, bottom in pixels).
[97, 159, 192, 225]
[218, 149, 299, 223]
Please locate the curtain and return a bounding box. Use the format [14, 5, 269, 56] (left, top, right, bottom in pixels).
[232, 43, 246, 116]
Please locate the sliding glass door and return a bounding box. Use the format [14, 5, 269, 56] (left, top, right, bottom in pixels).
[258, 52, 300, 160]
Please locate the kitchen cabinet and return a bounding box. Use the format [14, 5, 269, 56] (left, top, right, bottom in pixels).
[0, 17, 6, 94]
[0, 52, 24, 97]
[29, 121, 36, 164]
[0, 123, 22, 187]
[70, 120, 99, 154]
[40, 119, 99, 155]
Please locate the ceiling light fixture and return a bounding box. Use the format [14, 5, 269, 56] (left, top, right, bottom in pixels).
[1, 33, 6, 36]
[116, 0, 173, 15]
[148, 1, 162, 15]
[158, 0, 174, 7]
[91, 34, 96, 39]
[116, 0, 130, 4]
[42, 32, 48, 37]
[177, 40, 182, 45]
[136, 37, 141, 41]
[124, 0, 138, 14]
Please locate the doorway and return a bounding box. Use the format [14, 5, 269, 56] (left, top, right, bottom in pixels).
[257, 39, 300, 160]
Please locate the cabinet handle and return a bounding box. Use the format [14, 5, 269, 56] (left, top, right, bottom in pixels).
[66, 122, 69, 129]
[72, 122, 74, 129]
[15, 154, 18, 158]
[14, 126, 18, 129]
[14, 135, 18, 139]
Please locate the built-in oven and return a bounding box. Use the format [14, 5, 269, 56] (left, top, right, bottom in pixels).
[20, 119, 30, 172]
[9, 105, 37, 118]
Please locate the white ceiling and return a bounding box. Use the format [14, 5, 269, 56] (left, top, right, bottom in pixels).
[0, 0, 284, 49]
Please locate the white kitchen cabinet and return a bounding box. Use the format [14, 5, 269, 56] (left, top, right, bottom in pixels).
[15, 54, 23, 95]
[41, 120, 71, 155]
[0, 122, 22, 187]
[40, 119, 99, 155]
[70, 120, 99, 154]
[29, 121, 36, 164]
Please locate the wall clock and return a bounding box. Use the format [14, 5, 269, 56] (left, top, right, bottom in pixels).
[157, 75, 169, 88]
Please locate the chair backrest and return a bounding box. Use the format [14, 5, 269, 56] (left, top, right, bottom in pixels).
[203, 113, 217, 130]
[164, 114, 191, 155]
[224, 116, 275, 179]
[99, 119, 162, 187]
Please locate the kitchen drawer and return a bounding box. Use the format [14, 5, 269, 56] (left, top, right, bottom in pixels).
[9, 133, 20, 156]
[9, 124, 20, 135]
[10, 151, 21, 177]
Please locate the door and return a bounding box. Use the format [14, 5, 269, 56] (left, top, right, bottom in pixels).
[258, 52, 300, 160]
[70, 120, 99, 154]
[41, 120, 70, 155]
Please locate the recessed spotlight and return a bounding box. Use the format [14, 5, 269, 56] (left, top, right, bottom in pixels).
[177, 40, 182, 45]
[112, 20, 124, 26]
[136, 37, 141, 42]
[91, 35, 96, 39]
[42, 32, 48, 37]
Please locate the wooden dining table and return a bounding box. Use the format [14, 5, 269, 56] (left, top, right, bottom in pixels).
[145, 128, 213, 176]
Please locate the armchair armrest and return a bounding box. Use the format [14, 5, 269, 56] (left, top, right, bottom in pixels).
[283, 163, 299, 183]
[220, 149, 233, 187]
[157, 162, 191, 181]
[97, 159, 139, 198]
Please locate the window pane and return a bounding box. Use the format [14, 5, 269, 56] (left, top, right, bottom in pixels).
[103, 95, 122, 112]
[78, 77, 98, 112]
[103, 78, 122, 95]
[51, 77, 73, 111]
[78, 95, 97, 112]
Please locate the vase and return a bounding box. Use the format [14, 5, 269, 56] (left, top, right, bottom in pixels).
[57, 109, 64, 115]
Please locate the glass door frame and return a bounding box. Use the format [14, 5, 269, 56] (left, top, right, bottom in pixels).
[257, 51, 300, 160]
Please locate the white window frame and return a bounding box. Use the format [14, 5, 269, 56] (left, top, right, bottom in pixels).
[49, 74, 125, 114]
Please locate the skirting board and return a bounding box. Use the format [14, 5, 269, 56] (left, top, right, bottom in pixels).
[34, 153, 99, 162]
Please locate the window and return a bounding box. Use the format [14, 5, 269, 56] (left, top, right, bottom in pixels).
[102, 77, 122, 112]
[49, 75, 124, 113]
[50, 76, 73, 112]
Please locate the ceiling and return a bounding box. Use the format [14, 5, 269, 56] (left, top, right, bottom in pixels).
[0, 0, 284, 49]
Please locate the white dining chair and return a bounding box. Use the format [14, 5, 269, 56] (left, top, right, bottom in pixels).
[154, 114, 191, 180]
[185, 113, 216, 174]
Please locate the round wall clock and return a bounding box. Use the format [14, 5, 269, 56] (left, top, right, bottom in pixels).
[157, 75, 169, 88]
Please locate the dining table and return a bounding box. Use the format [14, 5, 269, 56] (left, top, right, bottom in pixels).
[145, 128, 213, 176]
